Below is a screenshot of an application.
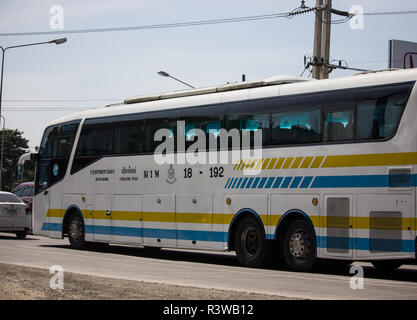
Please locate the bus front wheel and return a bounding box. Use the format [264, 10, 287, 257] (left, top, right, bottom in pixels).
[15, 230, 27, 239]
[282, 219, 317, 272]
[234, 216, 269, 268]
[68, 214, 86, 249]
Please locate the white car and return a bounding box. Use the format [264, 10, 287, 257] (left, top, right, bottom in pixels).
[0, 191, 31, 239]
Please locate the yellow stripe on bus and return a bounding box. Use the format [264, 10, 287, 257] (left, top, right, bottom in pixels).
[322, 152, 417, 168]
[46, 209, 416, 230]
[290, 157, 304, 169]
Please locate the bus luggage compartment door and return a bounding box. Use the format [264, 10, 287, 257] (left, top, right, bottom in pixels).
[93, 194, 112, 242]
[321, 195, 354, 259]
[112, 194, 143, 244]
[143, 194, 176, 247]
[176, 194, 212, 249]
[356, 193, 412, 259]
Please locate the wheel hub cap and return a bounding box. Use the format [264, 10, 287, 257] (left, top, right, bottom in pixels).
[289, 230, 309, 258]
[69, 220, 82, 240]
[243, 229, 258, 255]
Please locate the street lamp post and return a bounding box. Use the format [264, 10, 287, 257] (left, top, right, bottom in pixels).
[0, 115, 4, 190]
[0, 38, 67, 190]
[157, 70, 195, 89]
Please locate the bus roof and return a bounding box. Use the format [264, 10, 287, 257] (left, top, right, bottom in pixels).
[48, 68, 417, 127]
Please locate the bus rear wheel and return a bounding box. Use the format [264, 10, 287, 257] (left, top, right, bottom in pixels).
[234, 216, 269, 268]
[282, 219, 317, 272]
[68, 214, 86, 249]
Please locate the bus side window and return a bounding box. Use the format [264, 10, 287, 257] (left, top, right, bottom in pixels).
[178, 105, 223, 151]
[224, 100, 270, 149]
[114, 119, 144, 154]
[324, 110, 354, 142]
[357, 85, 411, 140]
[144, 111, 177, 153]
[271, 108, 321, 145]
[76, 124, 114, 156]
[71, 118, 114, 174]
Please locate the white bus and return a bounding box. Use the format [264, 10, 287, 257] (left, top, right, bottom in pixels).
[32, 69, 417, 272]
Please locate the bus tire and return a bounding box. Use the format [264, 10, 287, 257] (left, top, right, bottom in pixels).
[234, 216, 269, 268]
[282, 219, 317, 272]
[15, 231, 27, 239]
[68, 214, 86, 249]
[371, 260, 403, 272]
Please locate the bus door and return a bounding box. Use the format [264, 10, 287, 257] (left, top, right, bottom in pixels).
[33, 161, 51, 236]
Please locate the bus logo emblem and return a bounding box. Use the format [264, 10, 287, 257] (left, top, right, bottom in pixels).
[165, 164, 177, 184]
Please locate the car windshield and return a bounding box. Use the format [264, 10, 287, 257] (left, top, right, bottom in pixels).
[0, 193, 23, 203]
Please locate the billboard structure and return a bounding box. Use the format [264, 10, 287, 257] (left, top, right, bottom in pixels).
[389, 39, 417, 69]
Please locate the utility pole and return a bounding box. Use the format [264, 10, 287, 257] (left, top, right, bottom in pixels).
[321, 0, 332, 79]
[312, 0, 332, 79]
[307, 1, 364, 78]
[312, 0, 323, 79]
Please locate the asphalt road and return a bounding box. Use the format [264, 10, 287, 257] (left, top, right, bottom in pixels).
[0, 232, 416, 300]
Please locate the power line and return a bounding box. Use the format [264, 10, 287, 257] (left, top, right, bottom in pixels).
[0, 12, 294, 37]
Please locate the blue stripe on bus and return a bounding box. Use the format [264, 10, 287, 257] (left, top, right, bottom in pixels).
[290, 176, 303, 188]
[224, 178, 231, 189]
[258, 177, 268, 188]
[272, 177, 283, 188]
[235, 178, 243, 189]
[281, 177, 292, 188]
[41, 223, 414, 252]
[251, 177, 261, 189]
[300, 176, 314, 188]
[41, 222, 61, 231]
[265, 177, 276, 189]
[41, 223, 227, 243]
[240, 177, 249, 189]
[225, 174, 417, 189]
[245, 177, 254, 189]
[317, 236, 414, 252]
[311, 175, 389, 188]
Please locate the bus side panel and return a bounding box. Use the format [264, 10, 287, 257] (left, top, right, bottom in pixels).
[356, 193, 413, 259]
[223, 194, 268, 237]
[270, 194, 320, 248]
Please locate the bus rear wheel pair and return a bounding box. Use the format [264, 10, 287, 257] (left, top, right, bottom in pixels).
[234, 217, 317, 272]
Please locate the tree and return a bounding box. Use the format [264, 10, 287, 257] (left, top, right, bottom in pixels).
[0, 129, 34, 191]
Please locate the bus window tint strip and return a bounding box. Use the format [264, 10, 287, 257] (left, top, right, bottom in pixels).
[69, 82, 414, 174]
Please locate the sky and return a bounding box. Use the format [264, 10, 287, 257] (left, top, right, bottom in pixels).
[0, 0, 416, 149]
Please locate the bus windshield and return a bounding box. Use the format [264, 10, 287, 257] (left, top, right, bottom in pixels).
[35, 121, 80, 194]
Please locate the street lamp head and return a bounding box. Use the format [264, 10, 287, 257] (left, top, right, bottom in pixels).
[157, 71, 170, 77]
[49, 38, 67, 45]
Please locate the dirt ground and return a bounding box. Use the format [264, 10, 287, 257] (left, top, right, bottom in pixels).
[0, 263, 290, 300]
